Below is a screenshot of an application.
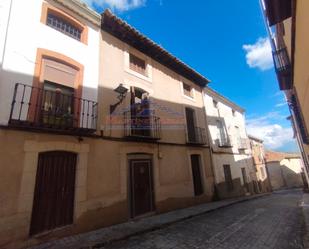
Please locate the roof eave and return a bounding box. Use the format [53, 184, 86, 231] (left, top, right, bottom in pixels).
[101, 9, 210, 87]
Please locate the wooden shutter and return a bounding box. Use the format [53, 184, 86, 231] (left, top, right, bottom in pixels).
[30, 151, 77, 236]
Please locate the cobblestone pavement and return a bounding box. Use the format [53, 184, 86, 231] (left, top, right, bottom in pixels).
[99, 190, 304, 249]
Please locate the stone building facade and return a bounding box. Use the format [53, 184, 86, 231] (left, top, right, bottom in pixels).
[0, 2, 215, 248]
[265, 151, 305, 190]
[204, 87, 257, 199]
[249, 135, 271, 193]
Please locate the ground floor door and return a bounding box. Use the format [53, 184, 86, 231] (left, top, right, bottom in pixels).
[129, 159, 154, 217]
[241, 168, 249, 192]
[30, 151, 77, 236]
[190, 155, 204, 196]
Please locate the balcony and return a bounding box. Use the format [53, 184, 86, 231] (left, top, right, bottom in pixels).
[216, 134, 232, 148]
[8, 83, 98, 134]
[238, 138, 249, 149]
[124, 110, 161, 140]
[187, 127, 207, 145]
[272, 47, 292, 90]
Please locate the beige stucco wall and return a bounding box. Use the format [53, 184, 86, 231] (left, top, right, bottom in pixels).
[292, 0, 309, 157]
[249, 138, 271, 192]
[0, 129, 214, 248]
[0, 6, 215, 249]
[98, 31, 208, 144]
[267, 158, 304, 191]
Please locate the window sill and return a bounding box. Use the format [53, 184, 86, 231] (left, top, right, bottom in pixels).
[182, 94, 196, 102]
[125, 68, 152, 83]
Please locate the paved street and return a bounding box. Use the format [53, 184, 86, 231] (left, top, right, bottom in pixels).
[98, 190, 304, 249]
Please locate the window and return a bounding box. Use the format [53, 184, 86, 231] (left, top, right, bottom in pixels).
[46, 12, 82, 41]
[185, 107, 197, 142]
[42, 81, 75, 126]
[183, 83, 193, 98]
[232, 109, 236, 116]
[223, 164, 233, 191]
[216, 120, 228, 146]
[213, 100, 218, 108]
[129, 53, 146, 75]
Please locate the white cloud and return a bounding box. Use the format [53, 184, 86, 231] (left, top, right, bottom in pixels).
[243, 37, 273, 71]
[82, 0, 146, 11]
[275, 102, 286, 108]
[246, 112, 294, 150]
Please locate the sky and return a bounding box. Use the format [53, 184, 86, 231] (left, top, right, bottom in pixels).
[82, 0, 298, 153]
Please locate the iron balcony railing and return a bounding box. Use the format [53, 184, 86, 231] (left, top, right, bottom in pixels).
[238, 138, 249, 149]
[124, 110, 161, 140]
[9, 83, 98, 133]
[216, 134, 232, 147]
[187, 126, 207, 145]
[272, 47, 292, 90]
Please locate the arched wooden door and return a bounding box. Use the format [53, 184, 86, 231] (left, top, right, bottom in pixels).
[30, 151, 77, 236]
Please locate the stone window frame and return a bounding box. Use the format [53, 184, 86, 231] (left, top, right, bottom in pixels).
[40, 2, 88, 45]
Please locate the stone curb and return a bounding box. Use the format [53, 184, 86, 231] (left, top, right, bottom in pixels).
[30, 193, 270, 249]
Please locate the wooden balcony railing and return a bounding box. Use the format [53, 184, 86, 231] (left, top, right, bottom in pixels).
[8, 83, 97, 134]
[124, 110, 161, 140]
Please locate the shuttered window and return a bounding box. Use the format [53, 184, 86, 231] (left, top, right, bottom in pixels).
[129, 53, 146, 75]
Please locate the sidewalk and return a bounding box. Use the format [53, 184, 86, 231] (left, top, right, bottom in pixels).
[29, 193, 270, 249]
[301, 192, 309, 248]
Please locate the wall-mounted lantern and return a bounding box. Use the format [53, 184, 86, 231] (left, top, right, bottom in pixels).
[110, 84, 129, 114]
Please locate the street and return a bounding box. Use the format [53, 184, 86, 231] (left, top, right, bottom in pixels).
[99, 190, 304, 249]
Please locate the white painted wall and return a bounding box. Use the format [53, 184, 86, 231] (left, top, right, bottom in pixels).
[203, 91, 248, 153]
[212, 153, 255, 184]
[0, 0, 12, 66]
[0, 0, 100, 125]
[204, 88, 256, 184]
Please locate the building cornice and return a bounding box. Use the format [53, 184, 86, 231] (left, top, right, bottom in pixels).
[54, 0, 101, 26]
[204, 87, 245, 113]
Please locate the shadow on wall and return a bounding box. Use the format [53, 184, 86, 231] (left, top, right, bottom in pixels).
[213, 157, 272, 201]
[266, 162, 305, 190]
[0, 69, 215, 248]
[206, 115, 234, 154]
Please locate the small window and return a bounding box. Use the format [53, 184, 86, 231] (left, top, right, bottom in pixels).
[183, 83, 193, 98]
[232, 109, 236, 116]
[129, 53, 146, 75]
[213, 100, 218, 108]
[47, 12, 82, 41]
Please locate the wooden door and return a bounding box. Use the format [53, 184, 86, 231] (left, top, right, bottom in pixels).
[185, 107, 196, 142]
[241, 168, 249, 192]
[129, 159, 154, 217]
[223, 164, 233, 191]
[30, 151, 77, 236]
[190, 155, 204, 196]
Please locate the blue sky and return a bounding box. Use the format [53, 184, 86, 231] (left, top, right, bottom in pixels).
[83, 0, 298, 152]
